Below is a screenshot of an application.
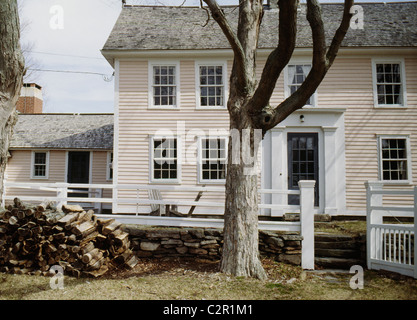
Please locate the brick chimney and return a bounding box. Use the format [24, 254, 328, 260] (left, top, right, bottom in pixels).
[16, 83, 43, 114]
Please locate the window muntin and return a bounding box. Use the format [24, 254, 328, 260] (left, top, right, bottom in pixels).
[380, 138, 409, 181]
[152, 138, 178, 181]
[375, 63, 403, 106]
[200, 138, 227, 182]
[152, 65, 176, 107]
[287, 64, 315, 106]
[199, 65, 224, 107]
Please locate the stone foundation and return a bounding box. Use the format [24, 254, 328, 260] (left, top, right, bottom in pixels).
[122, 225, 303, 266]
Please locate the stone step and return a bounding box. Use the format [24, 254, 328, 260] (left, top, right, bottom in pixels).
[314, 233, 357, 242]
[315, 240, 358, 250]
[315, 248, 361, 259]
[315, 257, 363, 270]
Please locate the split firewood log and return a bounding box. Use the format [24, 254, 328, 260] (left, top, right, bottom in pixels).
[57, 212, 79, 226]
[62, 204, 84, 213]
[102, 220, 122, 235]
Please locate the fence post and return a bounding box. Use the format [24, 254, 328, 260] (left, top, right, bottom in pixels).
[56, 183, 68, 210]
[365, 181, 383, 269]
[93, 188, 103, 214]
[299, 180, 315, 270]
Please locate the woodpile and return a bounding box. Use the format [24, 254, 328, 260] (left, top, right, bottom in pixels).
[0, 198, 138, 278]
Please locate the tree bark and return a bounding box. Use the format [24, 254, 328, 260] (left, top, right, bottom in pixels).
[0, 0, 25, 205]
[202, 0, 353, 279]
[220, 119, 266, 280]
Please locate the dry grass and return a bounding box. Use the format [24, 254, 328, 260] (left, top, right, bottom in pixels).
[315, 220, 367, 235]
[1, 257, 416, 300]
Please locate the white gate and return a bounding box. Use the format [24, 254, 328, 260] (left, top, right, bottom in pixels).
[366, 181, 417, 278]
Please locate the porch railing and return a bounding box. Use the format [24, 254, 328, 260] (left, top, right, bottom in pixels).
[365, 181, 417, 279]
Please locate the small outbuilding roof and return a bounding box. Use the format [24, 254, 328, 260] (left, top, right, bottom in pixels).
[102, 2, 417, 55]
[10, 114, 114, 150]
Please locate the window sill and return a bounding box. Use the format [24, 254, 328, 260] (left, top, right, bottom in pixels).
[148, 106, 180, 110]
[149, 180, 181, 185]
[374, 105, 407, 109]
[198, 180, 226, 185]
[196, 106, 227, 110]
[379, 180, 413, 186]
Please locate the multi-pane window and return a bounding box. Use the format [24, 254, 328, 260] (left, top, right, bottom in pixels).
[375, 63, 403, 106]
[152, 138, 178, 181]
[32, 151, 48, 178]
[379, 137, 409, 181]
[152, 65, 176, 107]
[200, 138, 227, 182]
[287, 64, 315, 106]
[199, 65, 224, 107]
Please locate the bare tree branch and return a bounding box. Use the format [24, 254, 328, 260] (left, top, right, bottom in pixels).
[326, 0, 354, 65]
[265, 0, 354, 129]
[199, 0, 211, 27]
[248, 0, 299, 114]
[203, 0, 247, 86]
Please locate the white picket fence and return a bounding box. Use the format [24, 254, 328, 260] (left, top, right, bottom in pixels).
[366, 181, 417, 279]
[3, 180, 316, 269]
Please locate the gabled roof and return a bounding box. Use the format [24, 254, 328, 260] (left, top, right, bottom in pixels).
[10, 114, 114, 150]
[102, 2, 417, 54]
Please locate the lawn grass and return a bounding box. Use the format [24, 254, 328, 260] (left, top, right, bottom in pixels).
[0, 258, 416, 300]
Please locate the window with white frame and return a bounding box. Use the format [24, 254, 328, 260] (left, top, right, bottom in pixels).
[151, 65, 177, 107]
[378, 136, 411, 182]
[198, 64, 225, 108]
[151, 137, 179, 181]
[199, 137, 227, 182]
[31, 151, 49, 179]
[286, 64, 315, 106]
[373, 61, 405, 107]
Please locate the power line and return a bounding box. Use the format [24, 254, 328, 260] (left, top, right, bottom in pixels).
[29, 51, 104, 60]
[28, 68, 114, 81]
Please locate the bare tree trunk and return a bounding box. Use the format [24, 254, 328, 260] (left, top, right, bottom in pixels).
[202, 0, 353, 279]
[0, 0, 25, 204]
[221, 119, 267, 280]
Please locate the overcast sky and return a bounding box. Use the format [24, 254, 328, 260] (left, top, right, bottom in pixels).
[18, 0, 415, 114]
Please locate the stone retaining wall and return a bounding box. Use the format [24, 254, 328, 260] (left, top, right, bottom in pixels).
[122, 225, 303, 266]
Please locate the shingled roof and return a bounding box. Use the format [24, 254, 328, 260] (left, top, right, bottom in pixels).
[102, 2, 417, 54]
[10, 114, 114, 150]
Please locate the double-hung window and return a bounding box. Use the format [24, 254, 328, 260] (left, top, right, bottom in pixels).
[373, 60, 406, 107]
[199, 137, 227, 183]
[31, 151, 49, 179]
[151, 137, 180, 182]
[286, 64, 316, 107]
[197, 62, 227, 109]
[150, 63, 178, 108]
[378, 136, 411, 183]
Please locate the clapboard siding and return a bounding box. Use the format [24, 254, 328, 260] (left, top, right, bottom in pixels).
[342, 55, 417, 212]
[5, 150, 112, 203]
[116, 53, 417, 215]
[117, 59, 231, 213]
